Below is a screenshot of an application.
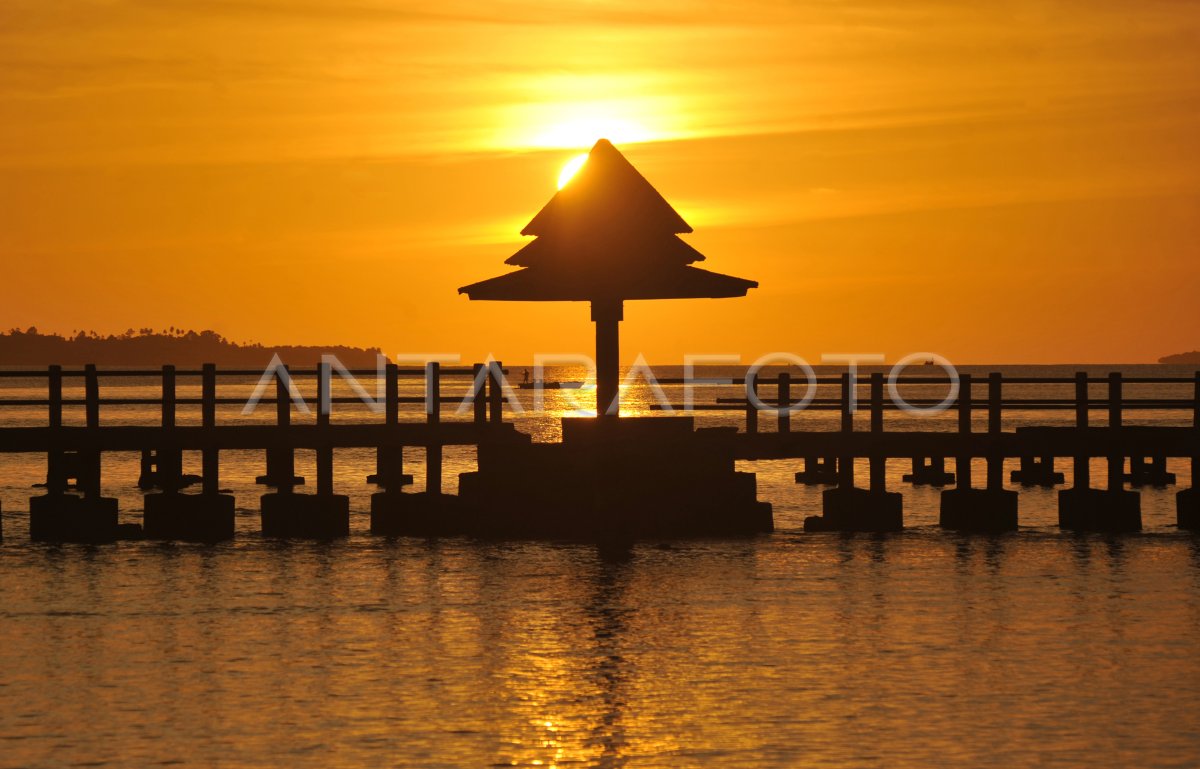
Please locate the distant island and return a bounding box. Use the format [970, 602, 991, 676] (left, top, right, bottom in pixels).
[0, 327, 384, 367]
[1159, 350, 1200, 364]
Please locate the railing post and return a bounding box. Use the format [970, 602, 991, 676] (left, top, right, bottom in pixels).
[426, 361, 443, 496]
[371, 362, 403, 489]
[840, 371, 853, 433]
[258, 364, 296, 491]
[776, 372, 791, 433]
[80, 364, 102, 498]
[385, 363, 399, 425]
[162, 364, 176, 429]
[84, 364, 99, 429]
[838, 372, 854, 488]
[745, 374, 759, 434]
[202, 363, 219, 495]
[870, 372, 884, 434]
[1074, 372, 1090, 489]
[316, 361, 333, 496]
[1108, 371, 1123, 491]
[472, 363, 487, 425]
[1192, 371, 1199, 491]
[276, 365, 290, 429]
[426, 361, 441, 424]
[987, 372, 1003, 490]
[869, 372, 885, 491]
[489, 361, 504, 424]
[46, 365, 66, 494]
[957, 373, 972, 490]
[159, 364, 183, 492]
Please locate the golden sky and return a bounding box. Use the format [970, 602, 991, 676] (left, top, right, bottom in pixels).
[1, 0, 1197, 363]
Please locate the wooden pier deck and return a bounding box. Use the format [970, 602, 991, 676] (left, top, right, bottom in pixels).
[0, 364, 1196, 540]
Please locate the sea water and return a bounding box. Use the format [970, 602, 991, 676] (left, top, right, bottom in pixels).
[0, 365, 1197, 768]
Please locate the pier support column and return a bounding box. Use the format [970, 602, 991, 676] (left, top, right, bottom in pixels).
[373, 361, 459, 536]
[592, 299, 622, 418]
[1010, 455, 1065, 486]
[806, 373, 902, 532]
[795, 456, 837, 485]
[137, 449, 199, 491]
[255, 365, 305, 487]
[32, 455, 122, 542]
[902, 456, 955, 486]
[1059, 487, 1141, 532]
[1176, 373, 1199, 530]
[261, 492, 350, 538]
[144, 492, 235, 542]
[940, 374, 1018, 531]
[261, 362, 349, 538]
[367, 364, 412, 488]
[940, 487, 1019, 532]
[31, 493, 120, 542]
[31, 365, 124, 542]
[367, 447, 413, 488]
[370, 491, 464, 536]
[1058, 372, 1141, 532]
[1178, 487, 1200, 530]
[1125, 456, 1176, 487]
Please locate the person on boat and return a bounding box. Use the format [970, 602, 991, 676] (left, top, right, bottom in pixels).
[522, 368, 530, 384]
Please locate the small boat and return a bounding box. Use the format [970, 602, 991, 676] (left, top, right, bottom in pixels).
[517, 381, 585, 389]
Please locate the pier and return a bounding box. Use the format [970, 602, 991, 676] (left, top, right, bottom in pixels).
[0, 364, 1197, 541]
[1, 141, 1196, 542]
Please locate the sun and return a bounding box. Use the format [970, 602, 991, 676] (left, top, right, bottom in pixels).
[557, 153, 589, 189]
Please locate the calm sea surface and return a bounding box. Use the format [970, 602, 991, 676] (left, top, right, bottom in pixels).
[1, 364, 1198, 768]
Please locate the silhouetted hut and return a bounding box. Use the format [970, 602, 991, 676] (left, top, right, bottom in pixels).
[459, 139, 757, 416]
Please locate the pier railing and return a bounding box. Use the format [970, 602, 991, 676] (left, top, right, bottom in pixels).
[0, 364, 1197, 539]
[647, 371, 1200, 426]
[0, 362, 511, 428]
[0, 362, 517, 501]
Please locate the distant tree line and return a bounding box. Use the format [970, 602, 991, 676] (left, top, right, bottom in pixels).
[0, 327, 385, 367]
[1159, 350, 1200, 364]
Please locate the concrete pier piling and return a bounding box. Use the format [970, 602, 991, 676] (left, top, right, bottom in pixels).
[138, 373, 201, 491]
[30, 365, 124, 542]
[940, 374, 1019, 531]
[370, 362, 456, 535]
[366, 364, 414, 488]
[807, 374, 903, 532]
[255, 365, 305, 487]
[1180, 488, 1200, 530]
[1058, 372, 1142, 532]
[1125, 456, 1175, 487]
[1010, 455, 1065, 486]
[1060, 487, 1141, 531]
[1177, 374, 1199, 530]
[261, 490, 350, 538]
[371, 491, 462, 536]
[145, 492, 235, 541]
[143, 365, 235, 541]
[903, 456, 955, 486]
[458, 415, 770, 539]
[261, 362, 348, 538]
[794, 456, 838, 485]
[31, 493, 121, 542]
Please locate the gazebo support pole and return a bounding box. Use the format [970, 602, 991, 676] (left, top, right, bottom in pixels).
[591, 298, 623, 418]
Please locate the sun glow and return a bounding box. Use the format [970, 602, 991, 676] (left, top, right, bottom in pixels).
[496, 90, 686, 151]
[534, 115, 656, 149]
[557, 154, 588, 189]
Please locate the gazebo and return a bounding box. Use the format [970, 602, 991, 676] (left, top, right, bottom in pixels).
[451, 140, 772, 540]
[459, 138, 757, 416]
